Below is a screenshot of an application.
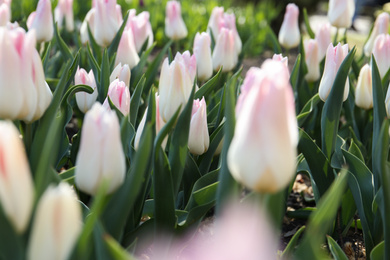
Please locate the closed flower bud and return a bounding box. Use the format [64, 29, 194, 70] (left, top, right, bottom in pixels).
[0, 28, 52, 122]
[278, 3, 300, 49]
[27, 183, 82, 260]
[165, 0, 187, 40]
[135, 94, 167, 150]
[54, 0, 74, 32]
[75, 67, 98, 113]
[0, 121, 34, 233]
[0, 3, 10, 26]
[127, 9, 153, 53]
[212, 28, 239, 72]
[328, 0, 355, 28]
[110, 63, 131, 87]
[318, 43, 349, 101]
[27, 0, 53, 42]
[304, 39, 320, 82]
[103, 79, 130, 116]
[193, 32, 213, 81]
[75, 103, 126, 195]
[364, 13, 389, 57]
[355, 64, 373, 109]
[159, 51, 196, 122]
[315, 22, 331, 60]
[115, 27, 140, 69]
[188, 97, 209, 155]
[228, 60, 298, 193]
[372, 33, 390, 79]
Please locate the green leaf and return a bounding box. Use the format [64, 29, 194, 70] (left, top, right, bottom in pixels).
[194, 67, 223, 99]
[107, 10, 130, 60]
[87, 24, 102, 64]
[99, 49, 110, 102]
[182, 153, 202, 206]
[130, 43, 156, 89]
[266, 25, 282, 53]
[327, 235, 349, 260]
[198, 121, 224, 174]
[370, 241, 385, 260]
[59, 167, 75, 185]
[321, 47, 356, 160]
[86, 42, 101, 80]
[129, 75, 146, 127]
[0, 205, 24, 260]
[303, 8, 315, 39]
[54, 22, 73, 61]
[185, 169, 219, 210]
[297, 93, 321, 127]
[281, 226, 305, 258]
[104, 235, 138, 260]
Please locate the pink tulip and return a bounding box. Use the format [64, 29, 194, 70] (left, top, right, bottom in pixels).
[0, 27, 52, 122]
[355, 64, 373, 109]
[115, 27, 140, 69]
[159, 51, 196, 122]
[74, 67, 98, 113]
[212, 28, 239, 72]
[315, 22, 331, 60]
[27, 0, 53, 42]
[372, 34, 390, 79]
[75, 103, 126, 195]
[165, 0, 187, 40]
[228, 60, 298, 193]
[80, 9, 95, 45]
[328, 0, 355, 28]
[193, 32, 213, 81]
[27, 183, 82, 260]
[304, 39, 320, 82]
[110, 63, 131, 87]
[127, 9, 154, 52]
[272, 53, 288, 68]
[364, 13, 390, 56]
[0, 3, 10, 26]
[54, 0, 74, 32]
[318, 43, 349, 101]
[0, 121, 34, 233]
[103, 79, 130, 116]
[188, 98, 209, 155]
[278, 3, 300, 49]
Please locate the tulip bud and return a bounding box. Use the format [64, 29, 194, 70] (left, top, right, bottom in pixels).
[135, 94, 167, 150]
[228, 60, 298, 193]
[115, 27, 140, 69]
[315, 23, 331, 60]
[272, 54, 288, 68]
[328, 0, 355, 28]
[54, 0, 74, 32]
[278, 3, 300, 49]
[75, 67, 98, 113]
[110, 63, 131, 87]
[103, 79, 130, 116]
[27, 0, 53, 42]
[355, 64, 373, 109]
[0, 28, 52, 122]
[372, 34, 390, 79]
[193, 32, 213, 81]
[304, 39, 320, 82]
[27, 183, 82, 260]
[188, 97, 209, 155]
[127, 9, 154, 53]
[318, 43, 349, 101]
[165, 0, 187, 40]
[0, 3, 10, 26]
[364, 13, 389, 57]
[385, 81, 390, 117]
[80, 9, 95, 45]
[212, 28, 239, 72]
[75, 103, 126, 195]
[0, 121, 34, 233]
[159, 51, 196, 122]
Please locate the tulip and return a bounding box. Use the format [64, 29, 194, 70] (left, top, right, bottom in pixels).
[304, 39, 320, 82]
[364, 13, 389, 57]
[110, 63, 131, 87]
[80, 8, 95, 45]
[328, 0, 355, 28]
[115, 27, 140, 69]
[103, 79, 130, 116]
[159, 51, 196, 122]
[315, 22, 331, 60]
[193, 32, 213, 81]
[188, 98, 209, 155]
[0, 3, 10, 26]
[212, 28, 239, 72]
[207, 6, 242, 54]
[228, 60, 298, 193]
[54, 0, 74, 32]
[127, 9, 154, 53]
[0, 121, 34, 233]
[75, 103, 126, 195]
[0, 28, 52, 122]
[385, 81, 390, 117]
[272, 53, 288, 68]
[318, 43, 349, 101]
[355, 64, 373, 109]
[74, 67, 98, 113]
[165, 0, 187, 40]
[278, 3, 300, 49]
[134, 94, 167, 150]
[27, 183, 82, 260]
[27, 0, 53, 42]
[372, 33, 390, 79]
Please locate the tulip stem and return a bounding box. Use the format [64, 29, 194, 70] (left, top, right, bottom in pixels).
[333, 29, 339, 45]
[21, 122, 33, 156]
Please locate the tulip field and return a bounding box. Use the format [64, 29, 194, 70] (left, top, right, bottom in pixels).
[2, 0, 390, 259]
